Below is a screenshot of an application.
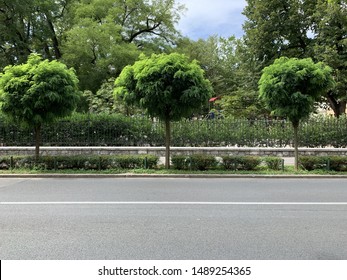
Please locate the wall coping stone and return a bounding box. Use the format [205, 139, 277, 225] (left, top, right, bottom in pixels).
[1, 146, 347, 157]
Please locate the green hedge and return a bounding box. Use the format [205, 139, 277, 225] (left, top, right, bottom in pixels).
[300, 156, 347, 171]
[1, 113, 347, 148]
[171, 155, 187, 170]
[222, 156, 262, 171]
[263, 157, 283, 170]
[171, 155, 265, 171]
[0, 155, 159, 170]
[0, 113, 158, 147]
[171, 154, 218, 171]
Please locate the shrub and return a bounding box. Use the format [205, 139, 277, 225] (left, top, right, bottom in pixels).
[114, 155, 158, 169]
[0, 155, 159, 170]
[299, 156, 347, 171]
[238, 156, 262, 171]
[171, 155, 188, 170]
[328, 156, 347, 171]
[221, 156, 239, 170]
[190, 154, 218, 171]
[263, 157, 283, 170]
[171, 154, 217, 170]
[142, 155, 159, 169]
[0, 157, 12, 169]
[222, 156, 262, 171]
[299, 156, 327, 171]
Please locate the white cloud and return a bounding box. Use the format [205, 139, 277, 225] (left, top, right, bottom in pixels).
[176, 0, 247, 40]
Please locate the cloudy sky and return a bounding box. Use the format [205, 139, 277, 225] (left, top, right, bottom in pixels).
[176, 0, 247, 40]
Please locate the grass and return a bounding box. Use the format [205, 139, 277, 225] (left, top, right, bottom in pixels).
[0, 165, 346, 176]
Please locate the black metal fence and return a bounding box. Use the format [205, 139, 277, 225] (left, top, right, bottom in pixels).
[0, 114, 347, 147]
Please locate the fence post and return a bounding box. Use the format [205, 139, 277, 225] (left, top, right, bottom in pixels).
[281, 158, 285, 172]
[10, 156, 14, 170]
[144, 157, 148, 169]
[326, 159, 330, 171]
[54, 157, 57, 171]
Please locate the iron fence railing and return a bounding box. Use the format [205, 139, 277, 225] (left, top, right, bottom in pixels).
[0, 115, 346, 148]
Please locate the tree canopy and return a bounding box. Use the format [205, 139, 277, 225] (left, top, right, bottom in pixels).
[114, 52, 212, 168]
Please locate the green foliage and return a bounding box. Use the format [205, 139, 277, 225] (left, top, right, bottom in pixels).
[2, 114, 347, 148]
[0, 54, 80, 160]
[114, 155, 158, 169]
[328, 156, 347, 172]
[243, 0, 347, 116]
[0, 0, 69, 67]
[170, 155, 187, 170]
[115, 52, 213, 168]
[171, 154, 217, 171]
[61, 0, 184, 93]
[82, 79, 140, 115]
[175, 36, 238, 97]
[115, 53, 212, 121]
[300, 156, 328, 171]
[0, 0, 184, 95]
[69, 0, 183, 45]
[259, 57, 335, 124]
[219, 89, 266, 119]
[0, 54, 79, 127]
[175, 36, 269, 119]
[190, 154, 218, 171]
[314, 0, 347, 117]
[259, 56, 335, 169]
[221, 156, 262, 171]
[243, 0, 315, 65]
[263, 157, 283, 170]
[299, 155, 347, 171]
[61, 19, 140, 92]
[0, 155, 159, 170]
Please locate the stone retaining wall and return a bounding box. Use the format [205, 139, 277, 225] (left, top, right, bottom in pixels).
[1, 147, 347, 157]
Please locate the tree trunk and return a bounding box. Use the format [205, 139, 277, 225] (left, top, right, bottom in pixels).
[293, 121, 299, 171]
[164, 118, 171, 169]
[45, 14, 62, 59]
[34, 125, 41, 162]
[327, 92, 346, 118]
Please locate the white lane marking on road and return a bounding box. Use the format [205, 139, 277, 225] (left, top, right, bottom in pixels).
[1, 201, 347, 205]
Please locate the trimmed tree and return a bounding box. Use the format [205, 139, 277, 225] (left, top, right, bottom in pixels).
[114, 53, 212, 168]
[259, 57, 335, 170]
[0, 54, 80, 161]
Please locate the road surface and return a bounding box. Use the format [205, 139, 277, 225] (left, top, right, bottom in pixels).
[0, 177, 346, 259]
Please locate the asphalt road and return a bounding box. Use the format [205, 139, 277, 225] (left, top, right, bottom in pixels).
[0, 178, 347, 260]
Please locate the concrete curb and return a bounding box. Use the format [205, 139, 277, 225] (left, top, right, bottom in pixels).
[1, 173, 347, 179]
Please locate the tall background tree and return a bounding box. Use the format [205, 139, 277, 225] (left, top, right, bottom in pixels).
[243, 0, 315, 65]
[175, 35, 267, 119]
[176, 36, 238, 97]
[61, 0, 185, 93]
[0, 0, 185, 107]
[259, 57, 335, 170]
[314, 0, 347, 117]
[243, 0, 347, 117]
[114, 53, 212, 168]
[0, 0, 70, 66]
[0, 54, 79, 160]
